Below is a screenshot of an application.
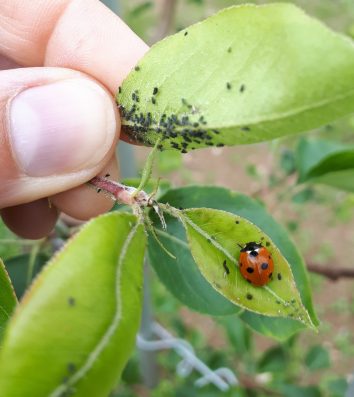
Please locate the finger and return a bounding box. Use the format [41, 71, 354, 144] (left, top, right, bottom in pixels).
[0, 0, 148, 92]
[50, 155, 119, 220]
[0, 67, 119, 208]
[1, 198, 59, 239]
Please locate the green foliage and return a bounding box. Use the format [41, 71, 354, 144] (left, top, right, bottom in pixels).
[4, 253, 48, 299]
[182, 207, 313, 327]
[296, 138, 354, 191]
[149, 186, 318, 337]
[0, 259, 17, 343]
[117, 4, 354, 151]
[0, 213, 146, 397]
[305, 345, 331, 371]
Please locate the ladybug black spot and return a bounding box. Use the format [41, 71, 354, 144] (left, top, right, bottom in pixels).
[250, 250, 258, 257]
[246, 293, 253, 300]
[246, 267, 254, 274]
[261, 262, 268, 270]
[277, 273, 282, 280]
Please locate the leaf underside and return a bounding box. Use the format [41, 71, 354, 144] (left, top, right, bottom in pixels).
[297, 138, 354, 192]
[117, 4, 354, 152]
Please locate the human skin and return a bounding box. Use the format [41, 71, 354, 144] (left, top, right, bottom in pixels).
[0, 0, 148, 238]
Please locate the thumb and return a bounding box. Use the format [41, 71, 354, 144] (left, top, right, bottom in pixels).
[0, 67, 119, 208]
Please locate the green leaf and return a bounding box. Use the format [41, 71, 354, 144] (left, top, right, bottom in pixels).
[148, 215, 240, 316]
[0, 212, 146, 397]
[296, 138, 354, 192]
[239, 312, 305, 342]
[4, 253, 48, 299]
[117, 4, 354, 151]
[305, 345, 331, 371]
[182, 207, 314, 328]
[257, 346, 287, 373]
[279, 385, 322, 397]
[149, 186, 318, 337]
[0, 258, 17, 342]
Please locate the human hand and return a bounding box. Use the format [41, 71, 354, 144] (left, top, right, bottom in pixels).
[0, 0, 148, 238]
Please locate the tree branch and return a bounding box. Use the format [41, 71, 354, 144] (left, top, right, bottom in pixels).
[307, 263, 354, 281]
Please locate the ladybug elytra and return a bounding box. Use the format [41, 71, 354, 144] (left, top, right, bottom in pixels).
[239, 242, 274, 287]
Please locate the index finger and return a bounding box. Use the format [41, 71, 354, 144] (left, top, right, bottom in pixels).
[0, 0, 148, 92]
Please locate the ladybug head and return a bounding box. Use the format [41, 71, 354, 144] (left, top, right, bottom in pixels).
[240, 241, 263, 252]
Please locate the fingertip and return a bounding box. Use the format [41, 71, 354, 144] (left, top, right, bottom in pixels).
[1, 199, 59, 239]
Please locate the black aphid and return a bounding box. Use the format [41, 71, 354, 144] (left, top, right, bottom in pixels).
[246, 293, 253, 300]
[223, 260, 230, 275]
[226, 82, 232, 90]
[153, 87, 158, 95]
[134, 66, 140, 71]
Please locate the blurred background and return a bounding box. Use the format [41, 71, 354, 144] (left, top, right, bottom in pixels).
[2, 1, 354, 396]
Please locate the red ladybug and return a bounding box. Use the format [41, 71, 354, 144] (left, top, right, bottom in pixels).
[239, 242, 274, 287]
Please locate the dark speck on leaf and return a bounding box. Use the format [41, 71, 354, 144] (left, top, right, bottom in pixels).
[216, 143, 224, 147]
[266, 242, 270, 247]
[68, 297, 76, 307]
[226, 82, 232, 90]
[241, 126, 250, 132]
[235, 220, 240, 224]
[227, 46, 232, 53]
[151, 97, 156, 104]
[240, 84, 246, 93]
[153, 87, 158, 95]
[134, 66, 140, 71]
[277, 273, 282, 280]
[207, 239, 211, 243]
[67, 363, 76, 373]
[246, 293, 253, 300]
[223, 260, 230, 275]
[184, 31, 188, 36]
[118, 86, 121, 94]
